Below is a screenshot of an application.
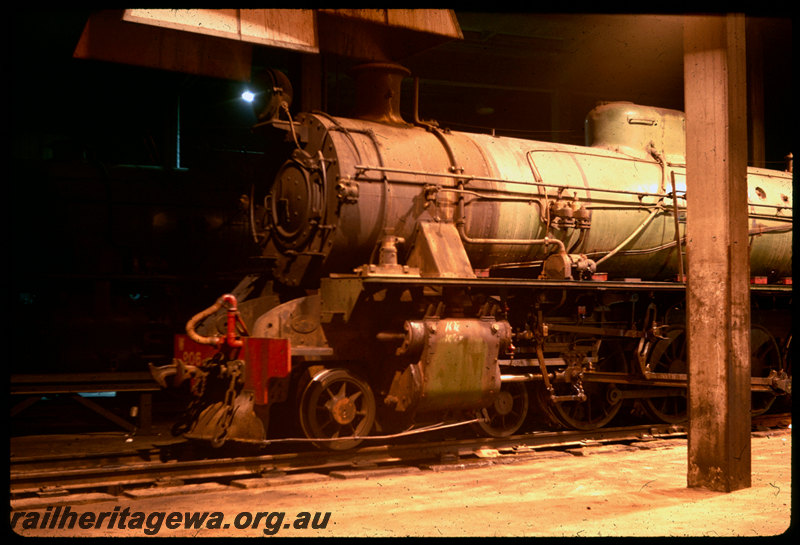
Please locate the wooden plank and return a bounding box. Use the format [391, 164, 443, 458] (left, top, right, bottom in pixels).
[74, 10, 252, 81]
[320, 9, 462, 38]
[385, 9, 463, 38]
[124, 9, 319, 52]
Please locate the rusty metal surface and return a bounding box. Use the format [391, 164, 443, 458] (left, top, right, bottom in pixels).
[258, 95, 791, 287]
[387, 318, 509, 413]
[241, 338, 291, 405]
[586, 102, 687, 162]
[183, 394, 267, 445]
[251, 295, 327, 349]
[350, 63, 410, 125]
[406, 222, 476, 278]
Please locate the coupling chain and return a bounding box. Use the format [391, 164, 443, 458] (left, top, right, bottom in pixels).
[211, 360, 245, 447]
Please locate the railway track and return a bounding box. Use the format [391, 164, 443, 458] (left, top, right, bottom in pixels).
[10, 413, 790, 507]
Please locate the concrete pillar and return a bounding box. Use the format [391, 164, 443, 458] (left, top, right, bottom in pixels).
[683, 14, 751, 492]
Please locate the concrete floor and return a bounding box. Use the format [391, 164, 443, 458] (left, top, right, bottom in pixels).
[10, 427, 792, 537]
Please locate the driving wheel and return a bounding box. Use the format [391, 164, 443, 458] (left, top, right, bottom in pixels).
[642, 325, 688, 424]
[539, 343, 627, 431]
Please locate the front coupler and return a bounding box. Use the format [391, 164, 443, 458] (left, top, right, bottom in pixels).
[149, 294, 291, 447]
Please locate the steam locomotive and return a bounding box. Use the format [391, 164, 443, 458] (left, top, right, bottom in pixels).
[150, 63, 792, 449]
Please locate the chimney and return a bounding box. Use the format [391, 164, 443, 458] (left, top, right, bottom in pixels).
[350, 62, 410, 125]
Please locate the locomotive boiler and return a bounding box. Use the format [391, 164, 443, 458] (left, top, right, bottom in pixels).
[151, 63, 792, 449]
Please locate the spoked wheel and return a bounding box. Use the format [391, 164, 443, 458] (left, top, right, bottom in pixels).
[642, 325, 688, 424]
[474, 381, 530, 437]
[299, 368, 376, 450]
[538, 344, 627, 431]
[750, 325, 782, 416]
[642, 324, 782, 420]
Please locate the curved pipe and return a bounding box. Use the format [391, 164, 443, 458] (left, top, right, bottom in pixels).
[280, 102, 301, 149]
[412, 77, 462, 176]
[454, 174, 568, 256]
[595, 205, 662, 265]
[186, 294, 246, 348]
[456, 222, 567, 254]
[581, 223, 791, 260]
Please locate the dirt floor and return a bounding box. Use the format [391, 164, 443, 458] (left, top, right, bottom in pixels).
[10, 429, 792, 538]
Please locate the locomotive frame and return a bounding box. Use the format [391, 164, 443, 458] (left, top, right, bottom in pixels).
[150, 63, 792, 450]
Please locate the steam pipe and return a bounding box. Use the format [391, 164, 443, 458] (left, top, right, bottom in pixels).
[595, 205, 662, 265]
[457, 224, 567, 254]
[222, 294, 246, 348]
[186, 294, 247, 348]
[454, 176, 567, 254]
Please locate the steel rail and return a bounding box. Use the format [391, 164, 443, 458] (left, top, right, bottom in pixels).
[10, 416, 788, 499]
[9, 424, 686, 495]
